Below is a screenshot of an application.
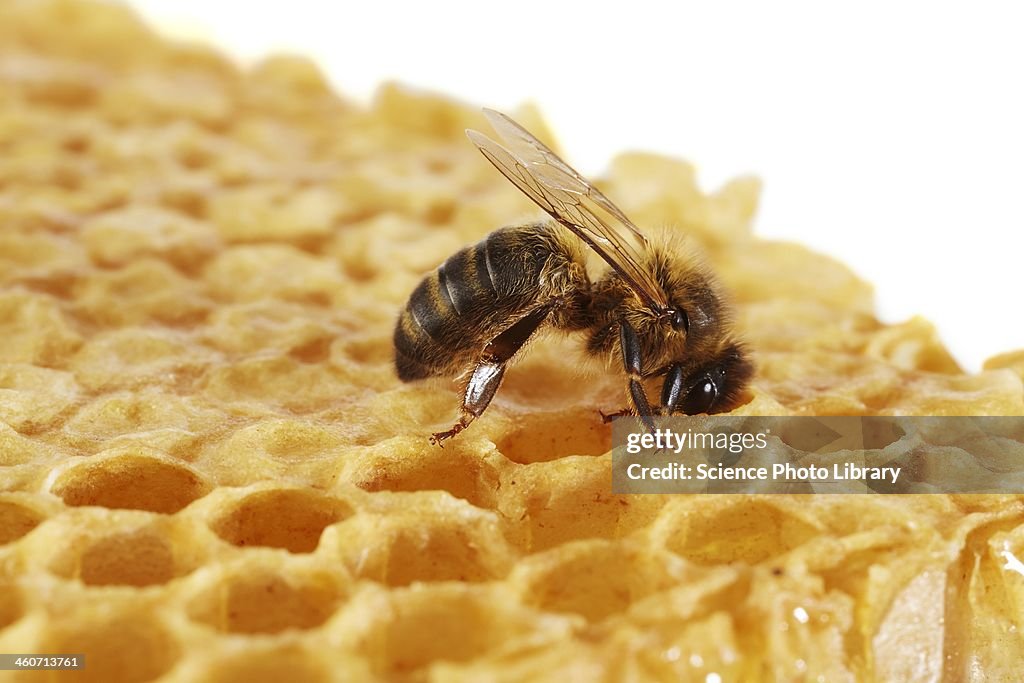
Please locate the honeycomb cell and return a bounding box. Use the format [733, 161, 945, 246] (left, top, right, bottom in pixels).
[203, 426, 341, 488]
[199, 355, 350, 414]
[337, 330, 393, 366]
[63, 389, 220, 443]
[187, 565, 345, 634]
[330, 497, 516, 586]
[80, 204, 220, 268]
[209, 488, 353, 553]
[661, 499, 822, 566]
[497, 456, 663, 552]
[863, 316, 962, 374]
[512, 539, 690, 622]
[153, 170, 215, 219]
[100, 71, 233, 127]
[288, 334, 333, 364]
[38, 612, 181, 683]
[0, 363, 80, 433]
[0, 290, 83, 366]
[72, 258, 210, 327]
[23, 511, 212, 593]
[346, 438, 502, 510]
[202, 244, 346, 306]
[70, 327, 216, 392]
[0, 422, 52, 466]
[0, 499, 46, 545]
[496, 409, 612, 463]
[0, 230, 87, 280]
[201, 300, 335, 355]
[76, 529, 177, 587]
[335, 584, 572, 676]
[0, 54, 103, 109]
[50, 452, 211, 514]
[216, 418, 347, 462]
[209, 185, 346, 243]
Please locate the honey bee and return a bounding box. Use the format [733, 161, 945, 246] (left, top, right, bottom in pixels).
[394, 109, 752, 444]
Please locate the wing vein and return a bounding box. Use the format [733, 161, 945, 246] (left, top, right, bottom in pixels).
[467, 111, 669, 312]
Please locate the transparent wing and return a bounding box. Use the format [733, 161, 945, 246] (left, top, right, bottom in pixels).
[467, 109, 670, 312]
[481, 109, 652, 247]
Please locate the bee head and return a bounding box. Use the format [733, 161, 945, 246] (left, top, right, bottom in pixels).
[661, 341, 753, 414]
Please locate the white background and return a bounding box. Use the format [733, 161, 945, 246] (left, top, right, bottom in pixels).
[124, 0, 1023, 372]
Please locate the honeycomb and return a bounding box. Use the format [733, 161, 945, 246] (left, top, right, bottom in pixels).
[2, 2, 1024, 681]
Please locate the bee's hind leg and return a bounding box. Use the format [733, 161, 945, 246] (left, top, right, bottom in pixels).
[430, 306, 552, 446]
[429, 360, 505, 445]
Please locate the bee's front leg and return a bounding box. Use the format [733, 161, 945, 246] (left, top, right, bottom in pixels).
[618, 320, 657, 433]
[660, 363, 685, 414]
[431, 305, 551, 446]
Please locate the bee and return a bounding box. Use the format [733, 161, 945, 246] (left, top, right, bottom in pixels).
[394, 109, 752, 444]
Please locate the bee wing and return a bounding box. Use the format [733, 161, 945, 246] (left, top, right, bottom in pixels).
[481, 109, 652, 247]
[467, 109, 670, 312]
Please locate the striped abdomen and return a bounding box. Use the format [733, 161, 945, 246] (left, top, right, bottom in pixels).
[393, 223, 573, 381]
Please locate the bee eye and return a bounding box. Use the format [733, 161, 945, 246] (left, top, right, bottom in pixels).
[671, 309, 689, 332]
[681, 376, 718, 414]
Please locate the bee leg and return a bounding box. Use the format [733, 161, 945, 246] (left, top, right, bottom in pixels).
[431, 306, 552, 445]
[619, 320, 656, 433]
[660, 363, 685, 414]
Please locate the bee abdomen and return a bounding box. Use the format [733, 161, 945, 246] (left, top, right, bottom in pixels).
[394, 225, 562, 381]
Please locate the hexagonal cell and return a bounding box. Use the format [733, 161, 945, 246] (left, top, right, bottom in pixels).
[50, 452, 211, 514]
[332, 500, 516, 587]
[69, 327, 217, 393]
[346, 438, 501, 511]
[660, 499, 822, 565]
[497, 456, 664, 553]
[63, 389, 220, 443]
[209, 488, 353, 553]
[0, 499, 46, 545]
[187, 564, 345, 634]
[80, 204, 220, 269]
[199, 355, 350, 413]
[76, 530, 176, 587]
[72, 258, 210, 327]
[38, 515, 208, 588]
[201, 300, 330, 355]
[512, 539, 690, 622]
[215, 418, 348, 463]
[37, 612, 181, 683]
[495, 408, 612, 463]
[0, 422, 52, 466]
[0, 363, 80, 433]
[287, 334, 333, 364]
[335, 584, 570, 676]
[202, 244, 344, 305]
[0, 290, 83, 366]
